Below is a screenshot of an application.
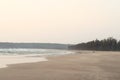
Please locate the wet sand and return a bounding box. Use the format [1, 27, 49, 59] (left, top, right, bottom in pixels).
[0, 51, 120, 80]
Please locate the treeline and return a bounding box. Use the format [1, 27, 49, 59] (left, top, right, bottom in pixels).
[69, 37, 120, 51]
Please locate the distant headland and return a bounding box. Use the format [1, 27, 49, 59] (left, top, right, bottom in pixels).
[0, 43, 68, 50]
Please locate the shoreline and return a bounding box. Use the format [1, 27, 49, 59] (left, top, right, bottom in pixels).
[0, 51, 120, 80]
[0, 55, 48, 69]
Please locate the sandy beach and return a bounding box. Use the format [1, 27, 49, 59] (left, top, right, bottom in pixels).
[0, 51, 120, 80]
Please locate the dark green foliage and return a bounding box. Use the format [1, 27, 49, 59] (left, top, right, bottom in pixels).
[69, 37, 120, 51]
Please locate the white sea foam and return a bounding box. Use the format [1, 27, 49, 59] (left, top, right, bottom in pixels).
[0, 55, 47, 68]
[0, 49, 72, 68]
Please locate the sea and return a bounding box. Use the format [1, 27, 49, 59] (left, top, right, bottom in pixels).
[0, 48, 73, 68]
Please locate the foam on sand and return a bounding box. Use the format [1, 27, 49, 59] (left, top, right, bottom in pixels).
[0, 55, 48, 68]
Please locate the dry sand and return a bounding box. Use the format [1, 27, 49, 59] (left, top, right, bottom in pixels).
[0, 51, 120, 80]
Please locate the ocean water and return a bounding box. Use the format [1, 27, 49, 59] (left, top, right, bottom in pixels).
[0, 49, 73, 68]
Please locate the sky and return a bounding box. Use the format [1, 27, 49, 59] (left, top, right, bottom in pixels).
[0, 0, 120, 44]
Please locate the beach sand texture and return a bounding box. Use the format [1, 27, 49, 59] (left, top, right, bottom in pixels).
[0, 51, 120, 80]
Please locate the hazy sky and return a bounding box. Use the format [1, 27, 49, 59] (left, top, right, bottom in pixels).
[0, 0, 120, 44]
